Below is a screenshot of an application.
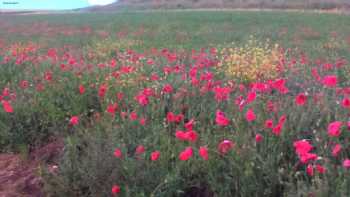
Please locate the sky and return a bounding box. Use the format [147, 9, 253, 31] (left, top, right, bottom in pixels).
[0, 0, 117, 10]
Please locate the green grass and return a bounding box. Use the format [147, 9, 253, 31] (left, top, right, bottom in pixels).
[1, 11, 350, 58]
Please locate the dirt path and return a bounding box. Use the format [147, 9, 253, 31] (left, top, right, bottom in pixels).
[0, 141, 63, 197]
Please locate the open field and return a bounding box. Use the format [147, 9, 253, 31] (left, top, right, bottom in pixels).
[0, 11, 350, 196]
[1, 11, 350, 55]
[86, 0, 350, 10]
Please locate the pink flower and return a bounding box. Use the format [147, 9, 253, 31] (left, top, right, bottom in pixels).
[213, 86, 231, 102]
[162, 84, 174, 94]
[328, 121, 342, 137]
[129, 112, 138, 121]
[139, 118, 146, 126]
[113, 148, 123, 158]
[19, 80, 29, 89]
[278, 115, 287, 125]
[245, 108, 256, 122]
[69, 116, 79, 125]
[272, 123, 283, 136]
[98, 84, 108, 98]
[343, 159, 350, 169]
[215, 110, 230, 126]
[135, 145, 145, 155]
[306, 164, 314, 176]
[246, 91, 256, 104]
[342, 98, 350, 108]
[265, 119, 274, 129]
[175, 130, 198, 143]
[175, 131, 187, 141]
[316, 164, 326, 174]
[331, 144, 342, 157]
[295, 93, 307, 106]
[218, 140, 234, 155]
[106, 103, 118, 115]
[294, 140, 313, 156]
[293, 140, 317, 163]
[167, 112, 183, 123]
[2, 100, 13, 113]
[322, 75, 337, 87]
[111, 185, 121, 195]
[199, 146, 209, 160]
[184, 119, 195, 131]
[186, 130, 198, 142]
[179, 147, 193, 161]
[255, 134, 263, 143]
[135, 93, 149, 106]
[79, 85, 85, 94]
[272, 78, 289, 94]
[151, 151, 160, 161]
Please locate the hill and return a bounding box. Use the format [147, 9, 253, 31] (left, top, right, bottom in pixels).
[84, 0, 350, 11]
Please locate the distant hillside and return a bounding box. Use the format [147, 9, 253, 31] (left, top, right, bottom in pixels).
[84, 0, 350, 11]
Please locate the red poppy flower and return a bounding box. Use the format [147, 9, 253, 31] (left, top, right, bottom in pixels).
[69, 116, 79, 125]
[186, 130, 198, 142]
[129, 112, 138, 121]
[162, 84, 174, 94]
[116, 92, 124, 100]
[179, 147, 193, 161]
[135, 93, 149, 106]
[166, 112, 175, 122]
[135, 145, 145, 155]
[199, 146, 209, 160]
[246, 91, 257, 104]
[245, 108, 256, 122]
[316, 164, 326, 174]
[98, 84, 108, 98]
[151, 151, 160, 161]
[107, 103, 118, 115]
[111, 185, 121, 195]
[295, 93, 307, 106]
[175, 130, 198, 143]
[213, 86, 231, 102]
[294, 140, 313, 156]
[342, 98, 350, 108]
[293, 140, 317, 163]
[175, 114, 184, 123]
[175, 131, 188, 141]
[218, 140, 234, 155]
[2, 100, 13, 113]
[343, 159, 350, 169]
[300, 153, 317, 164]
[113, 148, 123, 158]
[272, 123, 283, 136]
[265, 119, 273, 129]
[215, 110, 230, 126]
[184, 119, 195, 131]
[2, 87, 9, 97]
[322, 75, 337, 87]
[139, 118, 146, 126]
[79, 85, 85, 95]
[255, 134, 263, 143]
[331, 144, 342, 157]
[328, 121, 342, 137]
[19, 80, 29, 89]
[306, 164, 314, 176]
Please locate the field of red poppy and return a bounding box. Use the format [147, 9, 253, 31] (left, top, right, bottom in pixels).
[0, 11, 350, 196]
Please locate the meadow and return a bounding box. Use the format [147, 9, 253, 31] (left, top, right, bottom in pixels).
[0, 11, 350, 196]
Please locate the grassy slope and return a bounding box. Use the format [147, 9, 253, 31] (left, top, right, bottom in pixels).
[94, 0, 350, 10]
[0, 11, 350, 58]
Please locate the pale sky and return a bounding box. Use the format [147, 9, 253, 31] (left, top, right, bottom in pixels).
[0, 0, 117, 10]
